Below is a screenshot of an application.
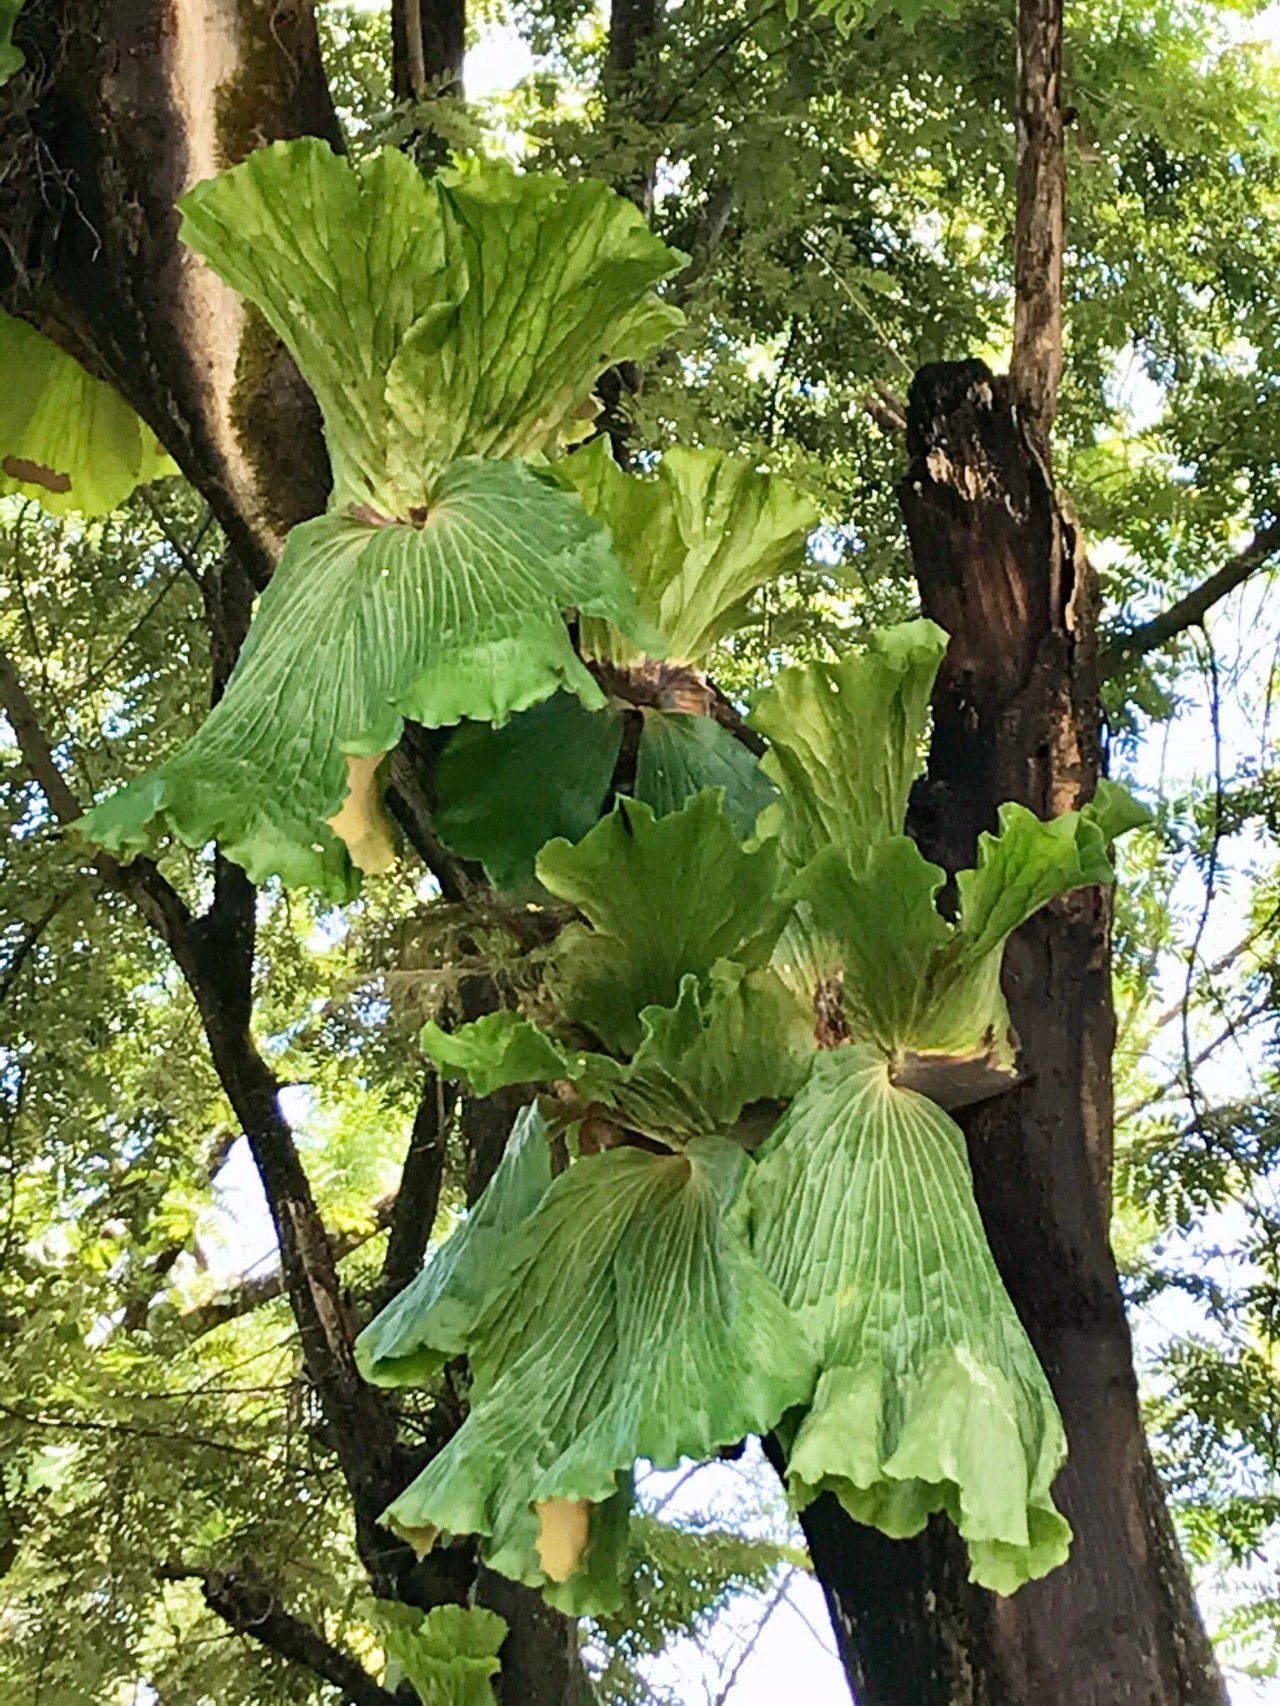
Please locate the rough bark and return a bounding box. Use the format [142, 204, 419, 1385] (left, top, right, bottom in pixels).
[478, 1566, 589, 1706]
[1011, 0, 1065, 427]
[606, 0, 659, 97]
[797, 361, 1224, 1706]
[0, 0, 340, 581]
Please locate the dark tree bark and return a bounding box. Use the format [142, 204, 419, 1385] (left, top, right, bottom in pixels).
[606, 0, 659, 98]
[392, 0, 465, 102]
[478, 1566, 590, 1706]
[796, 0, 1220, 1692]
[0, 0, 340, 583]
[794, 364, 1225, 1706]
[373, 1075, 448, 1315]
[1011, 0, 1065, 427]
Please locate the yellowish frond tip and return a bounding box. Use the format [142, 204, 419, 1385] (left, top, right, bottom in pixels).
[327, 752, 395, 874]
[388, 1519, 440, 1558]
[535, 1496, 591, 1581]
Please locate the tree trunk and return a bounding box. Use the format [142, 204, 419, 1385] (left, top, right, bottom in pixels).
[392, 0, 465, 102]
[0, 0, 339, 582]
[796, 361, 1225, 1705]
[478, 1566, 590, 1706]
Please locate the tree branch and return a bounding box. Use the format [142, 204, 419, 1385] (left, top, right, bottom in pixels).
[160, 1561, 399, 1706]
[375, 1074, 448, 1313]
[179, 1195, 397, 1340]
[1011, 0, 1065, 430]
[1100, 520, 1280, 677]
[1115, 1000, 1270, 1124]
[387, 726, 477, 902]
[0, 648, 85, 825]
[0, 889, 71, 1010]
[667, 184, 736, 306]
[122, 1127, 240, 1331]
[0, 648, 407, 1535]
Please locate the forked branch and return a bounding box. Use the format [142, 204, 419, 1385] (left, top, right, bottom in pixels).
[160, 1561, 399, 1706]
[0, 646, 405, 1522]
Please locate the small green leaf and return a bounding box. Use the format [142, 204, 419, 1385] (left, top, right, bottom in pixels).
[435, 695, 624, 891]
[0, 2, 23, 86]
[538, 792, 788, 1053]
[371, 1601, 507, 1705]
[636, 711, 777, 840]
[421, 1013, 583, 1101]
[1083, 777, 1150, 842]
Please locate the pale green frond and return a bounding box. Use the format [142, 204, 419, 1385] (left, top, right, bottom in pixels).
[750, 620, 948, 870]
[558, 438, 817, 666]
[537, 791, 788, 1053]
[422, 968, 809, 1147]
[597, 966, 813, 1142]
[372, 1602, 506, 1706]
[381, 1138, 814, 1610]
[179, 139, 456, 515]
[355, 1105, 553, 1387]
[741, 1045, 1070, 1594]
[179, 142, 684, 518]
[388, 163, 685, 484]
[79, 460, 648, 897]
[789, 805, 1118, 1094]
